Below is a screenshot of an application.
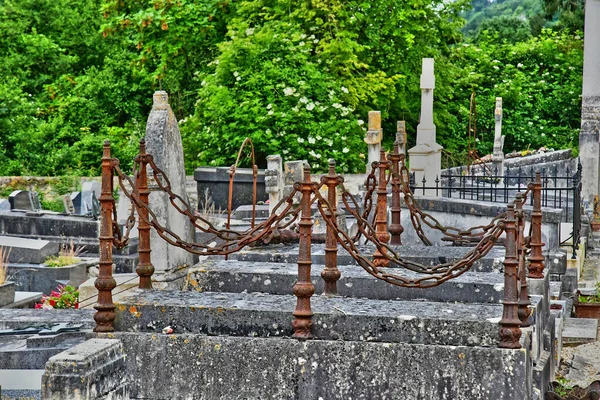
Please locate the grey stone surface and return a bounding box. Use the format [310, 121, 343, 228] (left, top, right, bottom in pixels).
[0, 282, 15, 307]
[107, 332, 530, 400]
[0, 309, 94, 330]
[42, 338, 128, 400]
[8, 190, 35, 211]
[0, 236, 58, 264]
[186, 259, 506, 303]
[115, 289, 502, 346]
[145, 91, 195, 271]
[0, 212, 100, 239]
[233, 204, 270, 221]
[0, 199, 9, 211]
[562, 318, 598, 344]
[8, 259, 96, 295]
[195, 166, 267, 211]
[5, 291, 43, 308]
[230, 243, 507, 273]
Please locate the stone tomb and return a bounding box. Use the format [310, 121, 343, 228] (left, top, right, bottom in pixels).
[8, 190, 37, 211]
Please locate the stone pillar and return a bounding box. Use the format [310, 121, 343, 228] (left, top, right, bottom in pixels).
[396, 121, 407, 156]
[265, 155, 284, 215]
[580, 0, 600, 204]
[364, 111, 383, 171]
[145, 91, 194, 271]
[284, 160, 305, 204]
[408, 58, 443, 196]
[492, 97, 505, 177]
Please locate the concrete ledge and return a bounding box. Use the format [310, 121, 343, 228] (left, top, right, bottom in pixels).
[115, 290, 503, 346]
[231, 243, 506, 273]
[186, 260, 505, 303]
[42, 338, 128, 400]
[0, 309, 95, 330]
[105, 332, 530, 400]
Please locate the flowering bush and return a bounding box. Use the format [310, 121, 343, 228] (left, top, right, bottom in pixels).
[35, 285, 79, 309]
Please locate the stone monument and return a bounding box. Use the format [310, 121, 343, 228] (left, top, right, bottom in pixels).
[580, 0, 600, 203]
[364, 111, 383, 171]
[145, 91, 194, 270]
[492, 97, 505, 176]
[265, 155, 284, 215]
[408, 58, 443, 196]
[396, 121, 407, 156]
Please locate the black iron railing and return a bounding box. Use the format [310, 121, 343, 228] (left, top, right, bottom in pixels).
[410, 160, 583, 258]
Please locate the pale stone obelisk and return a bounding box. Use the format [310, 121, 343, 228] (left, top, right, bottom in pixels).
[492, 97, 505, 177]
[364, 111, 383, 171]
[408, 58, 442, 196]
[145, 91, 194, 271]
[580, 0, 600, 203]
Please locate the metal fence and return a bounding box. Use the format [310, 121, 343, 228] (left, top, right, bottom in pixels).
[410, 160, 582, 258]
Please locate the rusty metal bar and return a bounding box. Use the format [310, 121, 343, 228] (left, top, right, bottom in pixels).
[388, 141, 404, 245]
[499, 204, 522, 349]
[528, 171, 545, 278]
[373, 150, 391, 267]
[227, 138, 257, 232]
[94, 140, 117, 333]
[321, 159, 342, 295]
[515, 194, 531, 327]
[136, 139, 154, 289]
[292, 164, 316, 339]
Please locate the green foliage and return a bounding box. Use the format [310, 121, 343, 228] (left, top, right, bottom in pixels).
[440, 29, 583, 157]
[183, 0, 468, 172]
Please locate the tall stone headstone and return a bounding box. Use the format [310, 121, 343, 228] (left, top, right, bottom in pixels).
[81, 181, 101, 215]
[8, 190, 35, 211]
[580, 0, 600, 203]
[283, 160, 305, 204]
[70, 192, 83, 215]
[145, 91, 194, 271]
[265, 155, 284, 215]
[364, 111, 383, 171]
[63, 195, 75, 215]
[408, 58, 443, 196]
[396, 121, 407, 156]
[492, 97, 505, 177]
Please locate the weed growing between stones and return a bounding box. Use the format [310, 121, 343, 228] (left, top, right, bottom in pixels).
[44, 241, 85, 268]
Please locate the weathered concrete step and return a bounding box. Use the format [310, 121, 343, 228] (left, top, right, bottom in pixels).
[186, 260, 505, 303]
[103, 331, 531, 400]
[0, 309, 95, 330]
[115, 289, 503, 346]
[229, 243, 506, 273]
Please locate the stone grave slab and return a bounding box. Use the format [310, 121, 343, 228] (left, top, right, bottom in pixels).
[0, 199, 9, 211]
[8, 190, 34, 211]
[0, 236, 58, 264]
[562, 317, 598, 344]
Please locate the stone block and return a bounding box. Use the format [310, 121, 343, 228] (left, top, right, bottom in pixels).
[42, 338, 128, 400]
[0, 308, 95, 330]
[186, 260, 506, 304]
[8, 258, 97, 295]
[0, 281, 15, 307]
[115, 289, 502, 346]
[562, 317, 598, 344]
[8, 190, 35, 211]
[233, 204, 270, 221]
[109, 332, 530, 400]
[194, 166, 267, 211]
[0, 235, 58, 264]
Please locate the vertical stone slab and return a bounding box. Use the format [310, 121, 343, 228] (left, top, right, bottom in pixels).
[265, 155, 284, 215]
[8, 190, 35, 211]
[408, 58, 443, 196]
[364, 111, 383, 171]
[580, 0, 600, 203]
[492, 97, 505, 177]
[145, 91, 194, 271]
[283, 160, 305, 204]
[396, 121, 407, 156]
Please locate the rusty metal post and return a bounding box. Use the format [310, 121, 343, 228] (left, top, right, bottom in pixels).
[293, 164, 316, 339]
[528, 172, 545, 278]
[499, 204, 522, 348]
[388, 141, 404, 245]
[515, 194, 531, 327]
[373, 150, 391, 267]
[94, 140, 117, 333]
[136, 139, 154, 289]
[321, 160, 342, 295]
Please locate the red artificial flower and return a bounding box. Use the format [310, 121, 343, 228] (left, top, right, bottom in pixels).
[49, 299, 56, 307]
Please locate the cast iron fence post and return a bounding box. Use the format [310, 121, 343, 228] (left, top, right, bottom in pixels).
[388, 141, 404, 245]
[293, 164, 316, 339]
[94, 140, 117, 333]
[499, 203, 522, 349]
[528, 172, 545, 278]
[515, 193, 531, 327]
[321, 159, 341, 296]
[373, 150, 391, 267]
[136, 139, 154, 289]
